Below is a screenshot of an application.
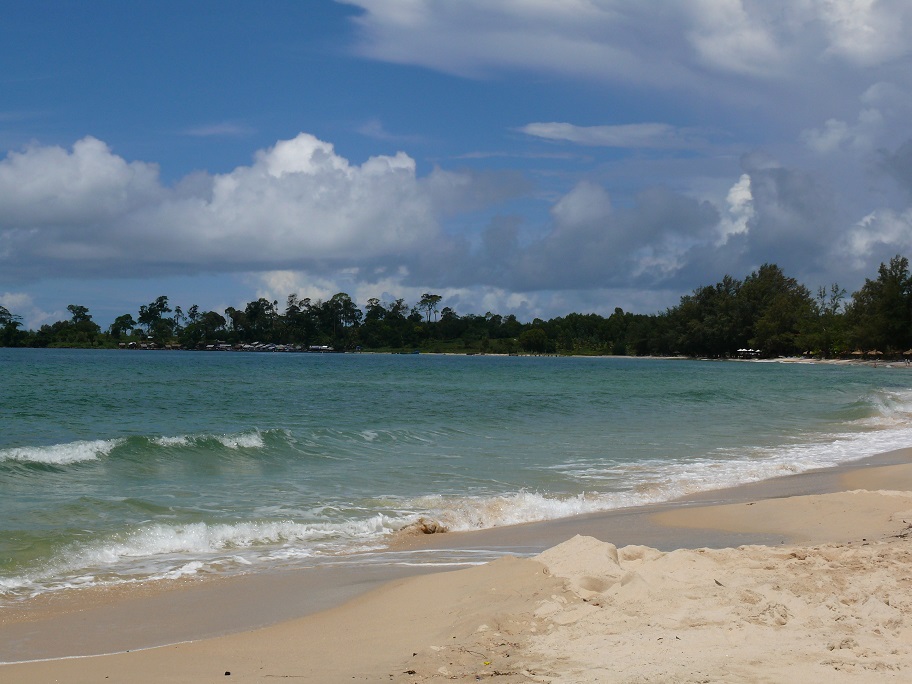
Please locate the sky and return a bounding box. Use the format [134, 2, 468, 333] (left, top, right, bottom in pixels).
[3, 0, 912, 329]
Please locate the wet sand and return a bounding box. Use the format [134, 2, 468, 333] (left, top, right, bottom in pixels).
[2, 448, 912, 681]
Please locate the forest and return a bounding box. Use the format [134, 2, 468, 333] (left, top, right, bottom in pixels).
[3, 256, 912, 359]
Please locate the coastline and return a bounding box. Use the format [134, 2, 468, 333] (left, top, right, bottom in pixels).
[3, 446, 912, 681]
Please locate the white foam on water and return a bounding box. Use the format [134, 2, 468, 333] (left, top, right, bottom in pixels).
[0, 513, 414, 598]
[151, 435, 192, 447]
[216, 432, 266, 449]
[404, 414, 912, 533]
[157, 561, 204, 580]
[408, 490, 641, 531]
[80, 516, 399, 562]
[7, 383, 912, 600]
[151, 429, 278, 450]
[0, 575, 35, 593]
[858, 388, 912, 428]
[0, 438, 123, 465]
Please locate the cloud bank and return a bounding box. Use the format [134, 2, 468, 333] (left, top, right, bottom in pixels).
[0, 134, 443, 278]
[5, 1, 912, 320]
[4, 128, 912, 316]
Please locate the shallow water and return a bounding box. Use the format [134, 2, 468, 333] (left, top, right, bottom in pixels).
[2, 348, 911, 598]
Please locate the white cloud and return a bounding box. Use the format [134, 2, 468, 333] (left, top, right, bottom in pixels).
[841, 209, 912, 268]
[497, 181, 723, 291]
[182, 122, 255, 137]
[800, 80, 908, 155]
[0, 291, 32, 311]
[0, 133, 464, 275]
[346, 0, 671, 83]
[520, 122, 704, 149]
[801, 118, 852, 154]
[0, 136, 163, 226]
[356, 118, 425, 144]
[550, 180, 612, 229]
[0, 291, 55, 329]
[5, 128, 912, 321]
[686, 0, 785, 77]
[719, 173, 753, 241]
[817, 0, 912, 67]
[255, 271, 345, 308]
[861, 81, 912, 115]
[343, 0, 912, 86]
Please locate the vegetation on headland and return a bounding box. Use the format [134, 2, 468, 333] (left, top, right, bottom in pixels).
[3, 256, 912, 358]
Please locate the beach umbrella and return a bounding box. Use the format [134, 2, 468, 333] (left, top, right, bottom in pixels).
[870, 350, 883, 356]
[851, 350, 864, 356]
[904, 349, 912, 356]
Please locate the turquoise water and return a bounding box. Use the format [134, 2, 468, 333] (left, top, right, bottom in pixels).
[2, 348, 912, 598]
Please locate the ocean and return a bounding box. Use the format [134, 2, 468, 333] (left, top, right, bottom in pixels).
[2, 348, 911, 601]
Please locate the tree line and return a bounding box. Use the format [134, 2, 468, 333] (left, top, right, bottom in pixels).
[3, 256, 912, 358]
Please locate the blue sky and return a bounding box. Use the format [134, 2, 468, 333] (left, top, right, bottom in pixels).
[3, 0, 912, 329]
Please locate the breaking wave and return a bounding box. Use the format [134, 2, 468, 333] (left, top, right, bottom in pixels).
[0, 429, 277, 469]
[0, 439, 123, 465]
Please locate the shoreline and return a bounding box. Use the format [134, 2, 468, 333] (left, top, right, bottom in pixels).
[9, 344, 912, 367]
[3, 445, 912, 674]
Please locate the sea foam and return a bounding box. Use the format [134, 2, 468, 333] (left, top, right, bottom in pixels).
[151, 429, 269, 450]
[0, 439, 122, 465]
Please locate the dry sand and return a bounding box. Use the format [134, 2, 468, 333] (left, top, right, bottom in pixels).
[4, 459, 912, 682]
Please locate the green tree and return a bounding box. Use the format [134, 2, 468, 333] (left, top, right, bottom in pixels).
[243, 298, 279, 341]
[108, 314, 137, 339]
[805, 284, 847, 356]
[0, 305, 24, 347]
[672, 275, 743, 357]
[67, 304, 92, 324]
[846, 255, 912, 352]
[179, 310, 227, 347]
[66, 304, 102, 344]
[138, 296, 172, 335]
[519, 328, 551, 353]
[318, 293, 361, 346]
[418, 293, 443, 323]
[738, 264, 814, 356]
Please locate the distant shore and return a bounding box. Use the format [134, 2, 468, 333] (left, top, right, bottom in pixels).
[3, 446, 912, 681]
[8, 344, 912, 368]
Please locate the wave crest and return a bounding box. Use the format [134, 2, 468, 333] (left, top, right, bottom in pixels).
[0, 439, 123, 465]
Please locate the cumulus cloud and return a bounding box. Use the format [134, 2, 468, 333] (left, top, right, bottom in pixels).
[685, 0, 785, 77]
[4, 129, 912, 319]
[718, 173, 754, 241]
[0, 133, 480, 279]
[415, 180, 723, 293]
[333, 2, 912, 303]
[801, 80, 912, 156]
[0, 137, 163, 227]
[0, 292, 56, 329]
[0, 291, 33, 313]
[737, 154, 838, 273]
[817, 0, 912, 67]
[803, 118, 854, 155]
[841, 209, 912, 269]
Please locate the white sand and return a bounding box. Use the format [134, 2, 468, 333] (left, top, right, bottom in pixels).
[528, 533, 912, 682]
[4, 465, 912, 682]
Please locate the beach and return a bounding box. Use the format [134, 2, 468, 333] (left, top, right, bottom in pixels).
[3, 448, 912, 682]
